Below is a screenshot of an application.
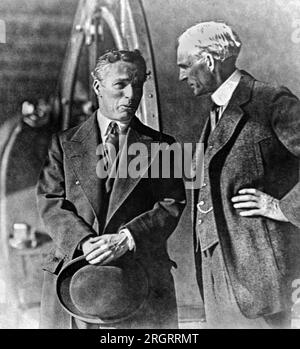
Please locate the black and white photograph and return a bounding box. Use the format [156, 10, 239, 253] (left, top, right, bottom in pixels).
[0, 0, 300, 332]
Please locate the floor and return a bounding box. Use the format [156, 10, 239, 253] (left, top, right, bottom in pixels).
[0, 305, 207, 329]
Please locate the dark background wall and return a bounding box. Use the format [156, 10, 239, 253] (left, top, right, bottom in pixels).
[0, 0, 79, 126]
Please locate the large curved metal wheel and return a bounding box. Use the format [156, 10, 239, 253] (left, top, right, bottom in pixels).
[57, 0, 160, 131]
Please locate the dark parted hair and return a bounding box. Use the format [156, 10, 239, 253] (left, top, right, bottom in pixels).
[91, 49, 148, 82]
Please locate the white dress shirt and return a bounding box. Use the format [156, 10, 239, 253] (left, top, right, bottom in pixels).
[211, 69, 242, 121]
[97, 110, 130, 141]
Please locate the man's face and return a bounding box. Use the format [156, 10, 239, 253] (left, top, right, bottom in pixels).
[177, 45, 216, 96]
[96, 61, 145, 123]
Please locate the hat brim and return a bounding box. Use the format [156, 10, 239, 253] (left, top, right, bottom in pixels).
[56, 255, 149, 324]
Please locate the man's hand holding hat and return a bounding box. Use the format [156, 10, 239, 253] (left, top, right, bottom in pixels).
[82, 232, 133, 265]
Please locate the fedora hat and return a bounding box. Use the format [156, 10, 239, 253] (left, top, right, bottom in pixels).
[56, 255, 149, 324]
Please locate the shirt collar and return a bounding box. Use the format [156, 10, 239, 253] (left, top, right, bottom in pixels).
[211, 69, 242, 107]
[97, 109, 130, 141]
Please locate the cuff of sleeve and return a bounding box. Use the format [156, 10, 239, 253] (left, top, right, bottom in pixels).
[119, 228, 136, 251]
[76, 234, 94, 251]
[279, 194, 300, 228]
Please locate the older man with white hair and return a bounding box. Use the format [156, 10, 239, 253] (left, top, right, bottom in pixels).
[177, 21, 300, 328]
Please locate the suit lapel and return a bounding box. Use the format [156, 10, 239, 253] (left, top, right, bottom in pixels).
[206, 72, 255, 162]
[192, 72, 255, 229]
[192, 100, 211, 180]
[63, 113, 102, 219]
[200, 115, 211, 147]
[105, 118, 157, 229]
[191, 116, 210, 234]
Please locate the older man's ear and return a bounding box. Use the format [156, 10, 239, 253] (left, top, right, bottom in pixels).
[203, 52, 215, 72]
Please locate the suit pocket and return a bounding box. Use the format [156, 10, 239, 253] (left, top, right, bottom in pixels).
[254, 136, 286, 180]
[253, 139, 270, 178]
[42, 250, 65, 275]
[262, 220, 286, 277]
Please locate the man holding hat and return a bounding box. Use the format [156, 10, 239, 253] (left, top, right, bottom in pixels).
[37, 49, 186, 329]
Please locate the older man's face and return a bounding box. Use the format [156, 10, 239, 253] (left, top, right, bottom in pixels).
[177, 45, 216, 96]
[97, 61, 144, 123]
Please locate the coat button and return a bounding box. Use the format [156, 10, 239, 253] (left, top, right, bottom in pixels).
[75, 180, 80, 185]
[202, 183, 207, 187]
[198, 219, 202, 225]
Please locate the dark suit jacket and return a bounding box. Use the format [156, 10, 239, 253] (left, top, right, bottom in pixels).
[193, 71, 300, 319]
[37, 114, 186, 329]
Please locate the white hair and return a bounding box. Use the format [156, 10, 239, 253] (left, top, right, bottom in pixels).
[178, 21, 242, 62]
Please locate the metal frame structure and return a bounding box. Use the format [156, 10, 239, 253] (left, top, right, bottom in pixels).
[57, 0, 160, 131]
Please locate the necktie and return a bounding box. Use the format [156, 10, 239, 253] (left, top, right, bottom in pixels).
[104, 122, 120, 193]
[210, 103, 220, 133]
[105, 122, 120, 167]
[210, 103, 220, 132]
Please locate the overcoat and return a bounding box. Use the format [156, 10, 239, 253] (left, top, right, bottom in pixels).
[193, 71, 300, 319]
[37, 114, 186, 328]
